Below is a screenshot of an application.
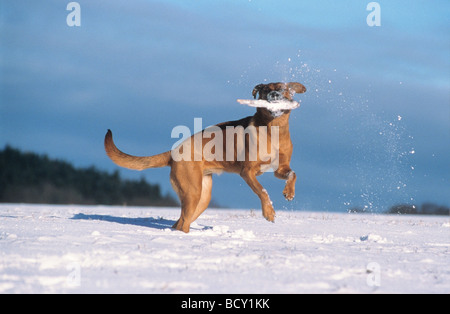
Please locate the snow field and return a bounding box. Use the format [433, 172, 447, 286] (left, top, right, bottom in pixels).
[0, 204, 448, 293]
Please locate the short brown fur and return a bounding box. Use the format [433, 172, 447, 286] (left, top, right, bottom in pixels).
[104, 82, 306, 233]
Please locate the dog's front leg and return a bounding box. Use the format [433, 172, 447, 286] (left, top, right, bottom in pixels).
[240, 168, 275, 222]
[275, 166, 296, 201]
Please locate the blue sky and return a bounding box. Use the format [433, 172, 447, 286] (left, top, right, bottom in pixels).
[1, 0, 449, 211]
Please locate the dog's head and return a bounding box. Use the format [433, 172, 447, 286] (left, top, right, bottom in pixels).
[252, 82, 306, 102]
[252, 82, 306, 118]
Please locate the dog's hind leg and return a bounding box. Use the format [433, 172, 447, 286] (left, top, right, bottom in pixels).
[191, 174, 212, 223]
[170, 164, 203, 233]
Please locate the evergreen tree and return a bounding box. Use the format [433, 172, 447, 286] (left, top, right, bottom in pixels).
[0, 146, 178, 206]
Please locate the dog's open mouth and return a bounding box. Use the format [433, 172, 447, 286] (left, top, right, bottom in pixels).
[237, 83, 304, 118]
[237, 97, 300, 115]
[266, 91, 289, 117]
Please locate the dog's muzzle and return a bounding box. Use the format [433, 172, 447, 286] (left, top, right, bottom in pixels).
[267, 91, 285, 102]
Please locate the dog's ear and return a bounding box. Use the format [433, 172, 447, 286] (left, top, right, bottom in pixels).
[287, 82, 307, 94]
[252, 84, 265, 99]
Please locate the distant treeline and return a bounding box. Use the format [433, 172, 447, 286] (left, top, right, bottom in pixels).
[386, 203, 449, 216]
[0, 146, 178, 206]
[350, 203, 449, 216]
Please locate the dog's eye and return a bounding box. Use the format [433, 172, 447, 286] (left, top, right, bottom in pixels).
[267, 91, 283, 102]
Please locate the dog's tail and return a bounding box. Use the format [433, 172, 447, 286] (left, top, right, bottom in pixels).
[104, 130, 171, 170]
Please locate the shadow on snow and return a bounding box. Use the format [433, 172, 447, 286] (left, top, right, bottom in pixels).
[70, 213, 176, 230]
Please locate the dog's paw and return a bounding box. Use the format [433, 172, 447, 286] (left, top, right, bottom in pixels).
[283, 188, 295, 201]
[262, 207, 276, 222]
[264, 213, 276, 223]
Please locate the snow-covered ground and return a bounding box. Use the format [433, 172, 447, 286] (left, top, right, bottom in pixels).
[0, 204, 448, 294]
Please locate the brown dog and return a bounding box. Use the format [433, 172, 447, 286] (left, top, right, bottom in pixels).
[104, 82, 306, 232]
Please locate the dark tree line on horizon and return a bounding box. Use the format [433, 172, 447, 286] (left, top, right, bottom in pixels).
[0, 146, 178, 206]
